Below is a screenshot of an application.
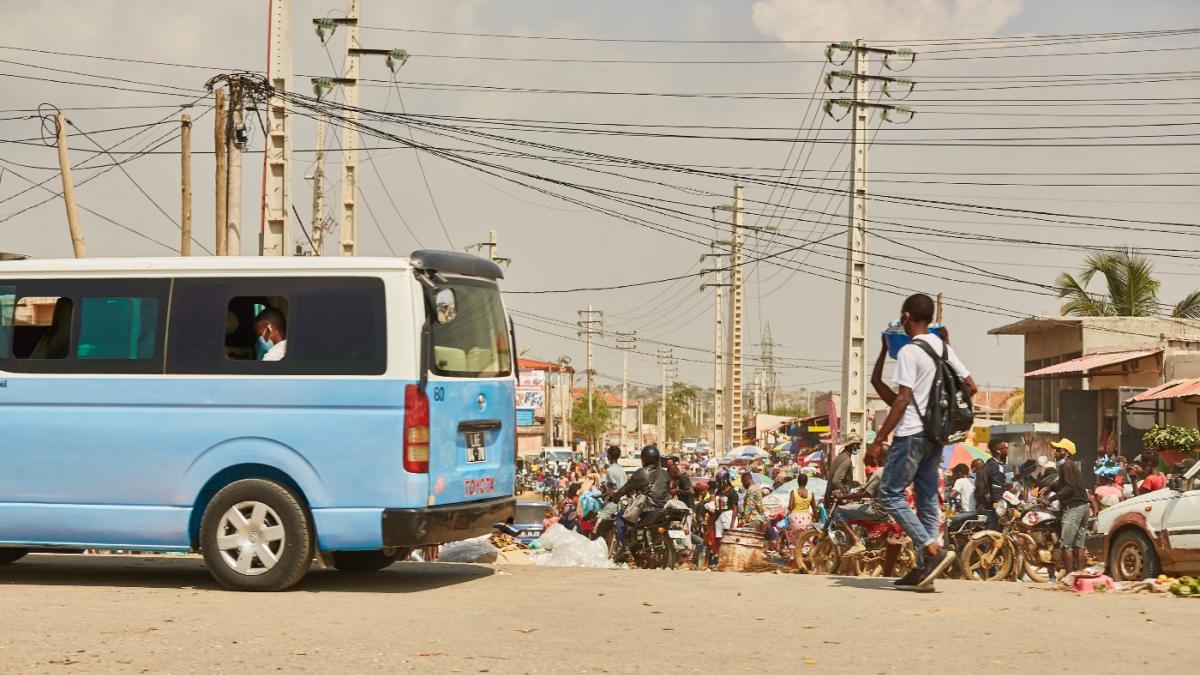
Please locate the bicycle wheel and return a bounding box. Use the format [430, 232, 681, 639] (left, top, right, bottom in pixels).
[810, 537, 843, 575]
[960, 533, 1015, 581]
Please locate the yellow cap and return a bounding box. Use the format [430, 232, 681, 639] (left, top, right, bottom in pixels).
[1050, 438, 1077, 456]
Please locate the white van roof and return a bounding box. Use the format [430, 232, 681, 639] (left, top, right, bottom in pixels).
[0, 256, 414, 277]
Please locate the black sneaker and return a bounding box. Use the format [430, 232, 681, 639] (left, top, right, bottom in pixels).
[918, 549, 957, 587]
[893, 568, 923, 590]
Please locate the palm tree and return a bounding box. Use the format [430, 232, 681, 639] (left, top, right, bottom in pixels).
[1055, 249, 1200, 318]
[1004, 388, 1024, 424]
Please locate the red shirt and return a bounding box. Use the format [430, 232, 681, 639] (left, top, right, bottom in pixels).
[1140, 473, 1166, 494]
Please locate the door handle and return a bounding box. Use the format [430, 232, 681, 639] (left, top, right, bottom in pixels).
[459, 419, 501, 433]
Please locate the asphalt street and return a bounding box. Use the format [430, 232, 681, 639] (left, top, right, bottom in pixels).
[0, 554, 1191, 674]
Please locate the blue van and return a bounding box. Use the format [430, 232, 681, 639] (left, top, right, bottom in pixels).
[0, 250, 516, 590]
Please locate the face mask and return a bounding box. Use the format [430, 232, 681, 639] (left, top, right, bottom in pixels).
[257, 334, 274, 359]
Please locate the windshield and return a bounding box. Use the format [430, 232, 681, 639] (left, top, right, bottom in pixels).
[430, 279, 512, 378]
[515, 503, 549, 524]
[546, 451, 572, 462]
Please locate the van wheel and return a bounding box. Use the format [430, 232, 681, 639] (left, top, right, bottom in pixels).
[0, 548, 28, 564]
[200, 479, 313, 591]
[1108, 529, 1160, 582]
[331, 549, 404, 572]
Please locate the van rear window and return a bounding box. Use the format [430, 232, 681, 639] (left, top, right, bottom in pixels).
[430, 281, 511, 378]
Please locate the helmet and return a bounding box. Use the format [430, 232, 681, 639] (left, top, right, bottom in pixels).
[714, 469, 731, 486]
[640, 444, 661, 468]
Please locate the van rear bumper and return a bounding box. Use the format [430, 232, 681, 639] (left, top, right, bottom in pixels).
[381, 496, 516, 547]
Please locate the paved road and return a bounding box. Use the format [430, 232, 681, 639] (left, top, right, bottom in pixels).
[0, 554, 1191, 674]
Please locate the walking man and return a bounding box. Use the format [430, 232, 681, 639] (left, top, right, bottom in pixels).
[866, 293, 978, 591]
[1051, 438, 1090, 577]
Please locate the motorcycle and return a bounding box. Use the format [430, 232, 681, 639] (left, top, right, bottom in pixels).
[959, 497, 1061, 582]
[800, 499, 916, 577]
[943, 511, 991, 579]
[1010, 504, 1060, 583]
[663, 499, 696, 566]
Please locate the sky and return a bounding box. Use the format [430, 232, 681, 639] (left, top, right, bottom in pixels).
[1, 0, 1198, 398]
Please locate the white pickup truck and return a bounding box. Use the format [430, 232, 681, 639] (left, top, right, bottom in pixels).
[1097, 461, 1200, 581]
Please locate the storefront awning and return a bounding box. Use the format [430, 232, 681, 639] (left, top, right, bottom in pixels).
[1023, 348, 1161, 378]
[1126, 378, 1200, 404]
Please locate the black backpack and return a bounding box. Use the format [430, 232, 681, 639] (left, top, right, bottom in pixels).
[909, 339, 974, 445]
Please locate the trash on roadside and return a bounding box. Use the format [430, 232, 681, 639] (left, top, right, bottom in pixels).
[437, 535, 500, 563]
[528, 524, 613, 568]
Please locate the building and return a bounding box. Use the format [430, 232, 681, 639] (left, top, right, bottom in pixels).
[990, 316, 1200, 472]
[515, 357, 574, 458]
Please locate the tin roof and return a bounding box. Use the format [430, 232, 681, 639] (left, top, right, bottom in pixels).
[1023, 348, 1161, 378]
[1126, 378, 1200, 403]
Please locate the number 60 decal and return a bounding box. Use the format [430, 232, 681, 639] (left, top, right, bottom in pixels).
[432, 386, 446, 402]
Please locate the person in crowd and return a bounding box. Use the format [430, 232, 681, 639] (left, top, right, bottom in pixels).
[707, 470, 739, 554]
[739, 472, 768, 532]
[786, 472, 820, 545]
[866, 293, 978, 591]
[559, 483, 580, 531]
[948, 463, 976, 515]
[1050, 438, 1089, 577]
[824, 435, 860, 511]
[603, 445, 627, 495]
[666, 457, 695, 509]
[1092, 471, 1123, 510]
[691, 480, 713, 568]
[1139, 453, 1166, 494]
[976, 439, 1008, 531]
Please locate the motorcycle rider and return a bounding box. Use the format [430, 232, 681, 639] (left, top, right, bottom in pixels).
[611, 444, 672, 552]
[976, 439, 1009, 531]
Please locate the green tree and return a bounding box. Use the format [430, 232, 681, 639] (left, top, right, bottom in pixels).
[639, 383, 700, 444]
[1004, 388, 1024, 424]
[570, 396, 610, 456]
[1055, 248, 1200, 318]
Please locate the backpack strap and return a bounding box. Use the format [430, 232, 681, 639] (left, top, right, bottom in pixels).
[906, 339, 945, 423]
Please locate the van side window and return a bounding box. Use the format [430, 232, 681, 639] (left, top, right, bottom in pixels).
[225, 297, 289, 362]
[168, 277, 385, 376]
[77, 297, 159, 360]
[13, 296, 73, 360]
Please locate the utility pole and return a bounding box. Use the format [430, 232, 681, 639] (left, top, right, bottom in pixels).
[712, 186, 746, 449]
[213, 87, 228, 256]
[636, 398, 644, 450]
[701, 242, 729, 449]
[616, 331, 636, 452]
[310, 111, 327, 255]
[656, 348, 676, 447]
[180, 114, 192, 256]
[470, 230, 511, 265]
[339, 0, 360, 256]
[759, 323, 780, 413]
[824, 39, 915, 480]
[576, 306, 603, 414]
[53, 114, 86, 258]
[226, 75, 246, 256]
[261, 0, 293, 256]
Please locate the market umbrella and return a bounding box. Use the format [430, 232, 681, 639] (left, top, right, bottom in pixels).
[941, 442, 990, 470]
[765, 478, 828, 517]
[703, 457, 719, 469]
[736, 445, 768, 458]
[801, 450, 824, 465]
[749, 472, 772, 487]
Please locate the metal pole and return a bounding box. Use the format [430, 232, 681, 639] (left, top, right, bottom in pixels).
[339, 0, 360, 256]
[213, 87, 228, 256]
[311, 112, 326, 255]
[53, 114, 86, 258]
[179, 114, 192, 256]
[840, 38, 870, 482]
[226, 76, 245, 256]
[261, 0, 293, 256]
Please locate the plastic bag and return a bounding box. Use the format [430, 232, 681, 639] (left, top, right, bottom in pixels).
[529, 524, 613, 568]
[437, 535, 500, 563]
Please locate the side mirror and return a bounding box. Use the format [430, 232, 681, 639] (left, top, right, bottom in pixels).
[434, 288, 457, 324]
[1168, 476, 1185, 492]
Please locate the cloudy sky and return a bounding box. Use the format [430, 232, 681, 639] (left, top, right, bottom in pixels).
[2, 0, 1198, 397]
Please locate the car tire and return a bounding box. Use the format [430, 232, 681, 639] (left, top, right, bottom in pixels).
[200, 479, 313, 591]
[331, 549, 405, 573]
[0, 548, 28, 565]
[1107, 529, 1161, 582]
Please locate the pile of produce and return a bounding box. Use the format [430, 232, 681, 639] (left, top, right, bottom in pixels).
[1158, 574, 1200, 597]
[489, 531, 526, 551]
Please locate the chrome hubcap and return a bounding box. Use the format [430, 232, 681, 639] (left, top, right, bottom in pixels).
[216, 501, 286, 576]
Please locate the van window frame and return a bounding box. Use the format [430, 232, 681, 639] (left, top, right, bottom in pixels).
[0, 278, 169, 374]
[426, 276, 512, 379]
[166, 276, 387, 376]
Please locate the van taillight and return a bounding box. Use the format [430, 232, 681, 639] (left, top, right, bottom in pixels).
[404, 384, 430, 473]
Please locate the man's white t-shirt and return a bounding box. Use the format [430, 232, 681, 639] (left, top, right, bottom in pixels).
[953, 476, 976, 512]
[263, 340, 288, 362]
[893, 333, 970, 438]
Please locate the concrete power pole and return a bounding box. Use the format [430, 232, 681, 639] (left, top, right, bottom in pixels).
[226, 75, 246, 255]
[339, 0, 360, 256]
[616, 331, 636, 452]
[53, 114, 86, 258]
[824, 39, 915, 480]
[180, 114, 192, 256]
[576, 306, 603, 415]
[656, 348, 676, 447]
[310, 111, 327, 255]
[213, 87, 228, 256]
[759, 323, 779, 413]
[701, 242, 729, 449]
[718, 185, 745, 449]
[261, 0, 293, 256]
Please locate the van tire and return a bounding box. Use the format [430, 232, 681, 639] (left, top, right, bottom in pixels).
[331, 549, 404, 573]
[0, 548, 28, 565]
[200, 479, 313, 591]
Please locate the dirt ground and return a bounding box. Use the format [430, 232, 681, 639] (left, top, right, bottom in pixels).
[0, 553, 1192, 674]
